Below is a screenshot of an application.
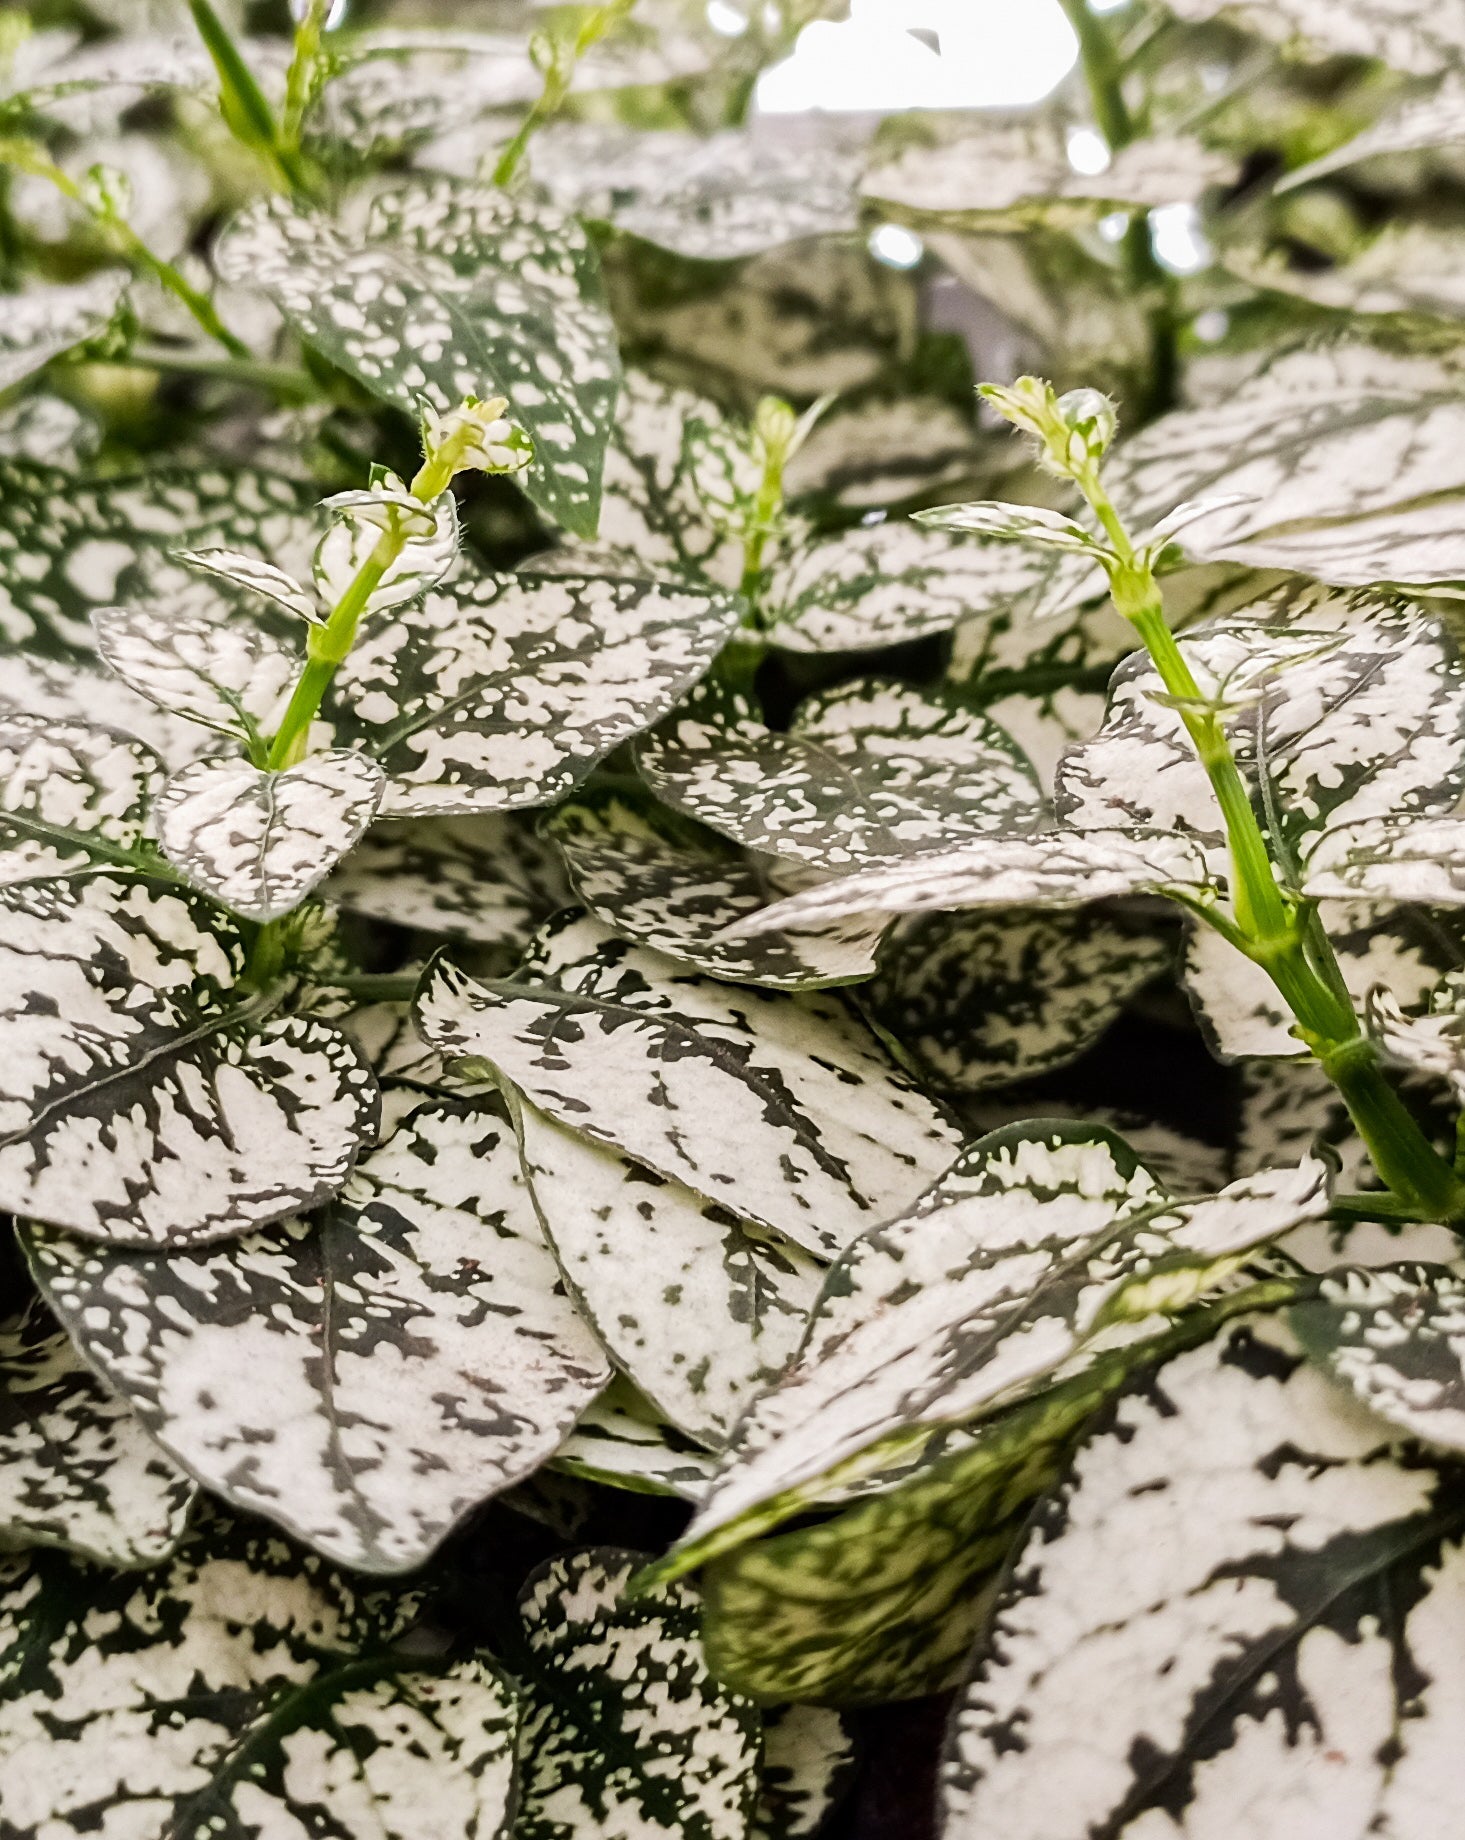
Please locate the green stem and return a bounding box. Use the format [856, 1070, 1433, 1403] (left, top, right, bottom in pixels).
[493, 0, 636, 188]
[130, 343, 318, 402]
[187, 0, 314, 196]
[1057, 0, 1133, 147]
[281, 0, 331, 153]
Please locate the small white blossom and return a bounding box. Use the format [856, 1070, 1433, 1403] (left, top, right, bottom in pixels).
[421, 395, 534, 476]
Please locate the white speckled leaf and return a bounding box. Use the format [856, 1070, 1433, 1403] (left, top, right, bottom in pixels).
[1366, 983, 1465, 1098]
[675, 1127, 1331, 1567]
[868, 907, 1172, 1091]
[25, 1096, 608, 1571]
[864, 121, 1234, 229]
[1307, 813, 1465, 905]
[515, 1098, 823, 1444]
[328, 813, 569, 947]
[552, 1377, 719, 1500]
[0, 713, 162, 883]
[0, 1294, 195, 1568]
[326, 572, 741, 818]
[1280, 76, 1465, 189]
[545, 789, 884, 990]
[415, 916, 961, 1259]
[943, 1316, 1465, 1840]
[753, 1705, 856, 1840]
[917, 500, 1108, 555]
[155, 751, 386, 922]
[0, 272, 127, 392]
[92, 603, 299, 743]
[0, 394, 99, 470]
[515, 1549, 761, 1840]
[639, 678, 1040, 873]
[1226, 224, 1465, 323]
[315, 481, 460, 616]
[1164, 0, 1465, 74]
[216, 182, 620, 538]
[0, 650, 210, 773]
[177, 546, 320, 625]
[0, 873, 378, 1245]
[0, 1504, 520, 1840]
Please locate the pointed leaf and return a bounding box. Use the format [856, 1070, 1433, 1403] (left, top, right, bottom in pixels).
[0, 713, 162, 883]
[1280, 76, 1465, 189]
[326, 572, 741, 818]
[0, 272, 127, 392]
[553, 1378, 719, 1500]
[93, 603, 298, 742]
[0, 874, 377, 1245]
[155, 751, 386, 922]
[915, 500, 1108, 555]
[315, 480, 460, 614]
[515, 1550, 761, 1840]
[27, 1097, 608, 1571]
[176, 545, 320, 624]
[217, 183, 620, 538]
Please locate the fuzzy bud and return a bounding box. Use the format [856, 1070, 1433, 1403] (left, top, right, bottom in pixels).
[422, 395, 534, 476]
[978, 376, 1119, 481]
[81, 162, 132, 223]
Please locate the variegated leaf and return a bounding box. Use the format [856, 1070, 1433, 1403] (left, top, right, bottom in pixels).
[177, 545, 320, 624]
[0, 1294, 194, 1568]
[1280, 76, 1465, 189]
[1227, 225, 1465, 323]
[154, 751, 386, 922]
[868, 908, 1172, 1091]
[639, 679, 1040, 874]
[1367, 983, 1465, 1097]
[515, 1550, 761, 1840]
[943, 1317, 1465, 1840]
[514, 1098, 823, 1444]
[672, 1126, 1331, 1569]
[0, 1504, 520, 1840]
[0, 394, 100, 470]
[217, 182, 620, 538]
[415, 915, 961, 1260]
[326, 572, 741, 818]
[0, 874, 378, 1245]
[315, 480, 460, 614]
[0, 713, 161, 883]
[1165, 0, 1465, 75]
[863, 120, 1235, 230]
[1307, 812, 1465, 905]
[0, 649, 209, 773]
[25, 1097, 608, 1571]
[544, 788, 884, 990]
[328, 813, 569, 948]
[0, 272, 127, 392]
[917, 500, 1108, 555]
[752, 1705, 856, 1840]
[91, 604, 298, 743]
[552, 1377, 719, 1500]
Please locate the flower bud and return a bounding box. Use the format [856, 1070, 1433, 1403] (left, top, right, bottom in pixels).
[1055, 388, 1118, 462]
[421, 396, 534, 476]
[978, 376, 1118, 481]
[81, 162, 132, 222]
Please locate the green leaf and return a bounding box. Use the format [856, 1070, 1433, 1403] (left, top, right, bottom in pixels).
[552, 1376, 720, 1500]
[0, 272, 127, 392]
[514, 1549, 761, 1840]
[943, 1317, 1465, 1839]
[0, 713, 162, 883]
[1279, 77, 1465, 189]
[544, 788, 885, 991]
[0, 1502, 520, 1839]
[752, 1704, 856, 1839]
[1164, 0, 1465, 74]
[415, 914, 962, 1260]
[154, 751, 386, 922]
[0, 1293, 195, 1568]
[324, 572, 741, 818]
[639, 679, 1040, 873]
[25, 1096, 609, 1571]
[0, 873, 378, 1246]
[217, 182, 621, 538]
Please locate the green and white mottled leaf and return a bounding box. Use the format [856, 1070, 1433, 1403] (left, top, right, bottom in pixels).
[91, 603, 297, 742]
[917, 499, 1109, 555]
[0, 1504, 520, 1840]
[545, 788, 884, 990]
[515, 1098, 823, 1443]
[783, 393, 980, 512]
[674, 1126, 1331, 1568]
[1227, 225, 1465, 323]
[326, 572, 740, 818]
[0, 713, 161, 883]
[315, 479, 460, 615]
[26, 1097, 608, 1571]
[1307, 812, 1465, 904]
[515, 1549, 761, 1840]
[0, 271, 127, 392]
[868, 908, 1172, 1091]
[217, 182, 620, 538]
[863, 120, 1235, 230]
[1293, 1263, 1465, 1452]
[177, 545, 320, 625]
[0, 393, 100, 470]
[752, 1705, 856, 1840]
[415, 916, 961, 1260]
[552, 1377, 719, 1500]
[0, 873, 378, 1245]
[328, 813, 569, 947]
[1366, 983, 1465, 1098]
[0, 648, 209, 772]
[942, 1316, 1465, 1840]
[639, 679, 1040, 873]
[0, 1294, 194, 1568]
[154, 751, 386, 922]
[1280, 76, 1465, 189]
[1164, 0, 1465, 75]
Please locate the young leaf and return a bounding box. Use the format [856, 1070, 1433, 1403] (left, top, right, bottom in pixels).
[92, 603, 298, 743]
[0, 1503, 520, 1840]
[514, 1550, 761, 1840]
[325, 572, 741, 818]
[217, 182, 620, 538]
[1164, 0, 1465, 75]
[0, 1294, 195, 1568]
[552, 1377, 719, 1500]
[916, 500, 1107, 555]
[514, 1098, 823, 1444]
[639, 679, 1041, 873]
[544, 788, 885, 990]
[752, 1704, 856, 1840]
[0, 713, 162, 883]
[176, 544, 321, 625]
[0, 271, 127, 392]
[416, 917, 962, 1260]
[943, 1317, 1465, 1839]
[0, 873, 378, 1245]
[25, 1097, 609, 1571]
[154, 751, 386, 922]
[673, 1126, 1331, 1567]
[315, 478, 460, 614]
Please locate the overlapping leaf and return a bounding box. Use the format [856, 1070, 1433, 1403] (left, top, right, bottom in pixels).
[753, 1705, 856, 1840]
[0, 713, 161, 883]
[325, 571, 741, 818]
[1164, 0, 1465, 75]
[217, 182, 620, 537]
[0, 873, 378, 1245]
[93, 604, 298, 744]
[0, 1504, 520, 1840]
[943, 1317, 1465, 1839]
[551, 1377, 720, 1500]
[1227, 225, 1465, 323]
[26, 1097, 608, 1571]
[0, 271, 127, 392]
[416, 915, 961, 1260]
[1280, 76, 1465, 189]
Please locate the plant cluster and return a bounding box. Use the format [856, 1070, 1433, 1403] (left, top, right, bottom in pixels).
[4, 0, 1465, 1834]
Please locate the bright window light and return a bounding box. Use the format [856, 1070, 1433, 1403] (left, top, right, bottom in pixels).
[1090, 0, 1129, 11]
[1067, 126, 1111, 174]
[869, 222, 926, 268]
[755, 0, 1079, 114]
[705, 1, 750, 36]
[1150, 202, 1211, 274]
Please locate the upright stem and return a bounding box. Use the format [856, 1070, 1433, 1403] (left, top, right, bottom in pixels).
[493, 0, 636, 188]
[187, 0, 314, 197]
[281, 0, 332, 153]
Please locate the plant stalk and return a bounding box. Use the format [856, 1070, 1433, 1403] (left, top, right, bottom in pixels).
[186, 0, 315, 196]
[492, 0, 636, 188]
